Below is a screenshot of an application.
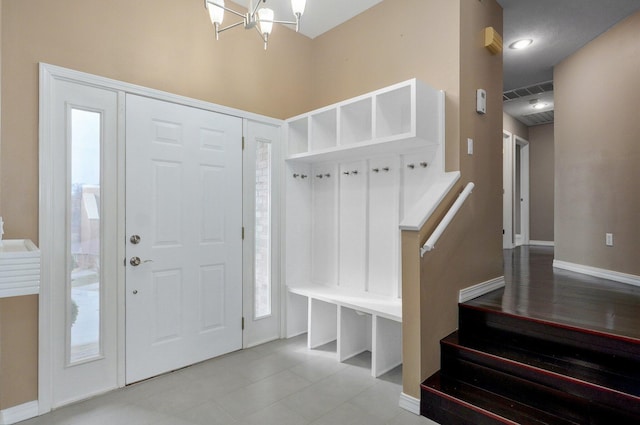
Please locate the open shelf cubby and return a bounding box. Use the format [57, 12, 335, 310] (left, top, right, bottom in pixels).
[376, 85, 412, 139]
[340, 98, 373, 145]
[310, 109, 337, 151]
[287, 117, 309, 156]
[285, 78, 443, 164]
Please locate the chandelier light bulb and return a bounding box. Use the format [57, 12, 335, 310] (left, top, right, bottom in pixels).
[291, 0, 306, 16]
[258, 8, 274, 35]
[208, 0, 225, 25]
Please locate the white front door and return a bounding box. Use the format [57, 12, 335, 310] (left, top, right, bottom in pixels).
[46, 79, 119, 407]
[125, 95, 243, 384]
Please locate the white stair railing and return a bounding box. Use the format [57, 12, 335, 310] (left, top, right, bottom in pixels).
[420, 182, 475, 257]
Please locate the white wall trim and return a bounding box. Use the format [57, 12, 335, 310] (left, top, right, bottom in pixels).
[553, 260, 640, 288]
[459, 277, 505, 303]
[0, 401, 39, 425]
[529, 240, 554, 247]
[399, 392, 421, 415]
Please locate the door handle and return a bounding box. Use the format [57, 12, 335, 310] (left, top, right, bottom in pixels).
[130, 257, 153, 266]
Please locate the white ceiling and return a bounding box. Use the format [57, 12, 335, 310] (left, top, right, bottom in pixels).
[499, 0, 640, 125]
[233, 0, 640, 126]
[498, 0, 640, 91]
[233, 0, 383, 39]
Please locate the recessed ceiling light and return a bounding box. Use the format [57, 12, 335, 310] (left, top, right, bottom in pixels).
[529, 99, 547, 110]
[509, 39, 533, 50]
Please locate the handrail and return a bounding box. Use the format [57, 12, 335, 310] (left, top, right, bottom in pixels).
[420, 182, 475, 257]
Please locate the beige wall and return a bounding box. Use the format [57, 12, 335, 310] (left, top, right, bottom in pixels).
[310, 0, 462, 172]
[0, 0, 504, 409]
[311, 0, 503, 398]
[413, 0, 503, 398]
[0, 0, 312, 409]
[554, 11, 640, 275]
[420, 0, 503, 386]
[0, 296, 38, 409]
[1, 0, 312, 245]
[503, 112, 529, 140]
[528, 124, 554, 242]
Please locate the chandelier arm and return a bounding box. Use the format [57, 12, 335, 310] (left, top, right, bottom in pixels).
[250, 0, 264, 17]
[217, 20, 246, 33]
[269, 19, 297, 26]
[254, 25, 269, 50]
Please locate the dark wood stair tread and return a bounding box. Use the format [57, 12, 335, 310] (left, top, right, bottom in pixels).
[458, 304, 640, 361]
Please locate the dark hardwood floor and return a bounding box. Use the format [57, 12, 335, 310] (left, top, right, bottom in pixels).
[466, 245, 640, 342]
[421, 246, 640, 424]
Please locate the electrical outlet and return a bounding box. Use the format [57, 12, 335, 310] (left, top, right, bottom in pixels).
[606, 233, 613, 247]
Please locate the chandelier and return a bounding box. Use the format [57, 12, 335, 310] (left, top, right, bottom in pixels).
[205, 0, 307, 50]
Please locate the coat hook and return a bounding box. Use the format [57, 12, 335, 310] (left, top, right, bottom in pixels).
[316, 174, 323, 179]
[382, 167, 390, 172]
[301, 174, 308, 179]
[407, 164, 415, 169]
[324, 173, 331, 178]
[352, 170, 358, 175]
[420, 162, 428, 168]
[372, 168, 380, 173]
[293, 173, 300, 178]
[343, 171, 350, 175]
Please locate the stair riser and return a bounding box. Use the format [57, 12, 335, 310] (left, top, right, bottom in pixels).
[459, 305, 640, 360]
[441, 342, 640, 415]
[442, 355, 589, 423]
[421, 372, 580, 425]
[421, 387, 519, 425]
[452, 327, 640, 396]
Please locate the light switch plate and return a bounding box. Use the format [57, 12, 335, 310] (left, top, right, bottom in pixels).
[467, 138, 474, 155]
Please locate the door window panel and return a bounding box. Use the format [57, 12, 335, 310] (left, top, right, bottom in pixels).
[254, 140, 272, 319]
[69, 108, 102, 364]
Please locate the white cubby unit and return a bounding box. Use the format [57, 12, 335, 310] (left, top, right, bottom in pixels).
[284, 78, 445, 378]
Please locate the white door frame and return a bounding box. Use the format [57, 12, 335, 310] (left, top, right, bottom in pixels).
[502, 130, 530, 249]
[38, 63, 282, 415]
[502, 130, 514, 249]
[514, 136, 530, 246]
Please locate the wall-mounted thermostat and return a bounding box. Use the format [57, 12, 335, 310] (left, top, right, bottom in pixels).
[476, 89, 487, 114]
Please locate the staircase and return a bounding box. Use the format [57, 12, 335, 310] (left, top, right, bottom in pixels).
[420, 301, 640, 424]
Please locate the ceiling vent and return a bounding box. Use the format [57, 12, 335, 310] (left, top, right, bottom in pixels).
[521, 110, 554, 126]
[503, 81, 554, 102]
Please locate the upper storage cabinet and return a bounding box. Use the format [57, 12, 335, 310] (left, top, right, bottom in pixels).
[285, 79, 444, 163]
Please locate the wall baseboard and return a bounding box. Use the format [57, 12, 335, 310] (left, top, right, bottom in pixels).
[459, 277, 505, 303]
[529, 240, 554, 247]
[399, 392, 421, 415]
[0, 401, 39, 425]
[398, 393, 440, 424]
[553, 260, 640, 288]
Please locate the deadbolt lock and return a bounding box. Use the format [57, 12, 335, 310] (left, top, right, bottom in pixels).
[130, 234, 141, 244]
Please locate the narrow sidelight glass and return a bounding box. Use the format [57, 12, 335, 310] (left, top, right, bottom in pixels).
[69, 108, 102, 364]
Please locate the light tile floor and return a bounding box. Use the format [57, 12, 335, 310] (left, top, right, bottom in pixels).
[20, 335, 437, 425]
